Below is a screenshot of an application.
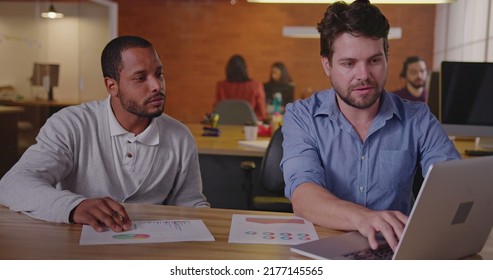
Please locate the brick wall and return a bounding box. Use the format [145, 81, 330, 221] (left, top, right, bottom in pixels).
[115, 0, 435, 123]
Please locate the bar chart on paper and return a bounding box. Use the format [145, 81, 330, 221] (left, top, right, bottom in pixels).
[79, 220, 215, 245]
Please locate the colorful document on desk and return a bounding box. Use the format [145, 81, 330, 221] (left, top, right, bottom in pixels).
[79, 220, 215, 245]
[228, 214, 318, 245]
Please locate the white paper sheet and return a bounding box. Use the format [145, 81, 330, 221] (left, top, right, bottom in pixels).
[228, 214, 319, 245]
[237, 140, 269, 150]
[79, 220, 214, 245]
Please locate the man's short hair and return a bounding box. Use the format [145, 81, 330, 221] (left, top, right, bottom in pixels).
[101, 35, 153, 82]
[399, 56, 425, 78]
[316, 0, 390, 63]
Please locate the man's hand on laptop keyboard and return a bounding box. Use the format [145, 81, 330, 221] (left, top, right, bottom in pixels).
[356, 210, 408, 252]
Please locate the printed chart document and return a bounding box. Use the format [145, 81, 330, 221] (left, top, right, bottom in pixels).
[228, 214, 318, 245]
[80, 220, 214, 245]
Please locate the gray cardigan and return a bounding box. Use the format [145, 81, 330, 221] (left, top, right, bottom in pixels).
[0, 98, 209, 223]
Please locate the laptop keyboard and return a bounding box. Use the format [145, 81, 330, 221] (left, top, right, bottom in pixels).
[342, 243, 394, 260]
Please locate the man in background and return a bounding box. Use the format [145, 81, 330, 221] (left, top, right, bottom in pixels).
[393, 56, 428, 102]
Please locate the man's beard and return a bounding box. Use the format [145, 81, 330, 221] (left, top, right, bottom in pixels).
[335, 81, 382, 110]
[119, 91, 166, 119]
[408, 79, 425, 90]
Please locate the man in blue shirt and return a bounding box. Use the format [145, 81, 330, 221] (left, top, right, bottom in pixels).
[281, 0, 460, 252]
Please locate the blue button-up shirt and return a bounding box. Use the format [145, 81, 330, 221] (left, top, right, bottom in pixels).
[281, 89, 460, 215]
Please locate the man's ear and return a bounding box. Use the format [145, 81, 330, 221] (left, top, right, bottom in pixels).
[320, 56, 331, 77]
[104, 77, 118, 97]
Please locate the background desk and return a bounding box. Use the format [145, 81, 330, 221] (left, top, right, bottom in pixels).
[0, 99, 78, 157]
[186, 124, 480, 210]
[186, 123, 270, 210]
[0, 204, 339, 260]
[0, 106, 24, 177]
[0, 99, 77, 135]
[453, 138, 477, 158]
[187, 123, 268, 157]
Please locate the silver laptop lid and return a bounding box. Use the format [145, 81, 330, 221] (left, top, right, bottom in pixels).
[394, 156, 493, 260]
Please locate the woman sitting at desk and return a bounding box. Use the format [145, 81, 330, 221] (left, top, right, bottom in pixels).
[263, 62, 295, 113]
[215, 54, 267, 121]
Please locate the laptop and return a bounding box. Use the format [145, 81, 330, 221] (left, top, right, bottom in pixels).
[291, 156, 493, 260]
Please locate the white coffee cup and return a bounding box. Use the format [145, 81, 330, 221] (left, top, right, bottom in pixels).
[244, 125, 258, 141]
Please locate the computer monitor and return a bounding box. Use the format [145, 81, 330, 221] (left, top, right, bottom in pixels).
[440, 61, 493, 150]
[31, 63, 60, 101]
[426, 70, 440, 119]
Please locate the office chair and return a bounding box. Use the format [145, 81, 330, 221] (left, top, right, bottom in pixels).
[214, 99, 257, 125]
[241, 127, 293, 212]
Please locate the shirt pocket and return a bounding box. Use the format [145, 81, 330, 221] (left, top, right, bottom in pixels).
[377, 150, 415, 190]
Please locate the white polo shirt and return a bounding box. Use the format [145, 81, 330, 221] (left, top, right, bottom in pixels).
[107, 98, 159, 200]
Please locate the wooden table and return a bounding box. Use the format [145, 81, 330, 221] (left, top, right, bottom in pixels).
[185, 123, 271, 209]
[0, 204, 340, 260]
[186, 123, 269, 157]
[1, 204, 492, 260]
[453, 137, 477, 158]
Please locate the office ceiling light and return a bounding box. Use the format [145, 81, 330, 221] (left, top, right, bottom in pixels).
[283, 26, 402, 39]
[247, 0, 455, 4]
[41, 4, 64, 19]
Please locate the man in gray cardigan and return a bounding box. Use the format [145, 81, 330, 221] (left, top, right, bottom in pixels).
[0, 35, 209, 232]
